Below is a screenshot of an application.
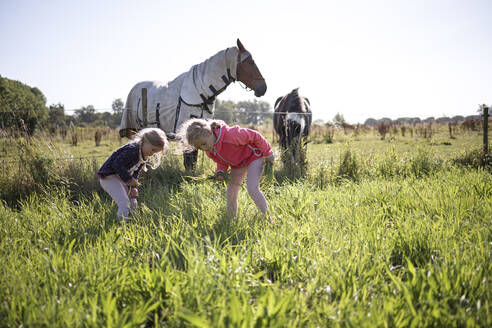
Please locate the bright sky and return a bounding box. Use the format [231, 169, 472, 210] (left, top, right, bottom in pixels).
[1, 0, 491, 123]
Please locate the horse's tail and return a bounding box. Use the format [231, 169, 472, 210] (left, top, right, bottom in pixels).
[119, 86, 140, 138]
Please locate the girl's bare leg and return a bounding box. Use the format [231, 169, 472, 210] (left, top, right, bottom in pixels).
[99, 175, 137, 221]
[226, 167, 247, 217]
[246, 159, 268, 214]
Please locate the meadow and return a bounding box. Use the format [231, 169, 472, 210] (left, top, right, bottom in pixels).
[0, 123, 490, 327]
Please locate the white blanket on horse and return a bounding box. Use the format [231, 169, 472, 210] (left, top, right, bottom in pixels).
[120, 47, 238, 134]
[180, 47, 237, 105]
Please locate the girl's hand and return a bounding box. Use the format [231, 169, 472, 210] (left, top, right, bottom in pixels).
[128, 178, 138, 187]
[215, 171, 225, 181]
[265, 154, 275, 163]
[129, 187, 138, 199]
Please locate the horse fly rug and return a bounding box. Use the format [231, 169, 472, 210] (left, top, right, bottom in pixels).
[120, 47, 239, 137]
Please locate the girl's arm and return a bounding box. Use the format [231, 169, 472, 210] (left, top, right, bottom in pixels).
[230, 126, 273, 157]
[112, 160, 133, 183]
[111, 144, 139, 183]
[206, 151, 229, 174]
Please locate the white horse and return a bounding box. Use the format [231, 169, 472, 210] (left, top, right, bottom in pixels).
[120, 39, 267, 169]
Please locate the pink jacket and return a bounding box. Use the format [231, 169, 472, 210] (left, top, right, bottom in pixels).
[206, 124, 273, 173]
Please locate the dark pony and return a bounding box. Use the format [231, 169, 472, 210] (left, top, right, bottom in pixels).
[273, 88, 312, 163]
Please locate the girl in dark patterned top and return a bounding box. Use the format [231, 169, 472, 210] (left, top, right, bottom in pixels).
[98, 128, 168, 221]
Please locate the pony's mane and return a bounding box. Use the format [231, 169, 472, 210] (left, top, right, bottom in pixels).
[285, 88, 306, 113]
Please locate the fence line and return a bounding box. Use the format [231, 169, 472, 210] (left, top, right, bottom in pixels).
[0, 147, 186, 166]
[2, 106, 489, 166]
[0, 108, 112, 114]
[0, 155, 108, 165]
[0, 108, 313, 116]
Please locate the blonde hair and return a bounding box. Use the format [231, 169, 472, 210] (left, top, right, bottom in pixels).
[132, 128, 168, 169]
[177, 118, 224, 151]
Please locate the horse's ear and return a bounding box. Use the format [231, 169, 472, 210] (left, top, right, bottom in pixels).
[274, 96, 283, 109]
[237, 39, 246, 52]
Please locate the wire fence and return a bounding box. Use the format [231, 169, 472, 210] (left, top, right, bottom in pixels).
[0, 108, 112, 114]
[0, 108, 315, 163]
[0, 107, 314, 115]
[0, 142, 187, 167]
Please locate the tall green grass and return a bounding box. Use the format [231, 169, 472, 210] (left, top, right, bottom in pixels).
[0, 126, 490, 326]
[0, 167, 490, 327]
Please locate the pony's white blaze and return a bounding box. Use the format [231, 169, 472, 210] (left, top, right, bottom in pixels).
[286, 113, 306, 153]
[299, 116, 305, 133]
[286, 112, 304, 126]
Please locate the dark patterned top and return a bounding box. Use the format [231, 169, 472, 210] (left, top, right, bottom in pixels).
[97, 142, 146, 183]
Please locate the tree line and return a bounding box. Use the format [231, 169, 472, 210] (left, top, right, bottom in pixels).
[0, 75, 272, 135]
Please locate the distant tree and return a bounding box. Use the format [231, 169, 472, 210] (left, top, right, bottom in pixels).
[100, 111, 113, 123]
[75, 105, 97, 124]
[238, 99, 271, 125]
[436, 117, 451, 123]
[333, 112, 345, 124]
[215, 99, 236, 123]
[215, 99, 271, 125]
[0, 75, 48, 134]
[111, 98, 124, 127]
[451, 115, 465, 122]
[112, 98, 124, 114]
[364, 118, 378, 126]
[396, 117, 414, 124]
[48, 103, 66, 127]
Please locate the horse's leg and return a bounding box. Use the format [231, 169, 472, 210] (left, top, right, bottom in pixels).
[183, 149, 198, 171]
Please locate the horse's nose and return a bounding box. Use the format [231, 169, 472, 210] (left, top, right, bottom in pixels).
[254, 82, 267, 97]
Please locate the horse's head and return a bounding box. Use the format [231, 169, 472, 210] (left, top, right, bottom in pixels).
[235, 39, 267, 97]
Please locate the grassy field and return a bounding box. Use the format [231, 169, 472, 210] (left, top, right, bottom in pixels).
[0, 124, 491, 327]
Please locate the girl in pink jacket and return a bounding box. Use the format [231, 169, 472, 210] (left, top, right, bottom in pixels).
[178, 119, 274, 221]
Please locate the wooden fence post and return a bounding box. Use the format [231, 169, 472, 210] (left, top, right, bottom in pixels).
[142, 88, 148, 127]
[483, 105, 489, 160]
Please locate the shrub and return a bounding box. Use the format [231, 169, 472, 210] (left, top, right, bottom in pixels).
[95, 129, 102, 147]
[309, 159, 335, 189]
[277, 139, 308, 182]
[377, 148, 399, 178]
[337, 149, 360, 182]
[0, 138, 69, 204]
[409, 147, 443, 178]
[71, 132, 78, 146]
[452, 147, 491, 169]
[322, 124, 335, 144]
[377, 122, 390, 140]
